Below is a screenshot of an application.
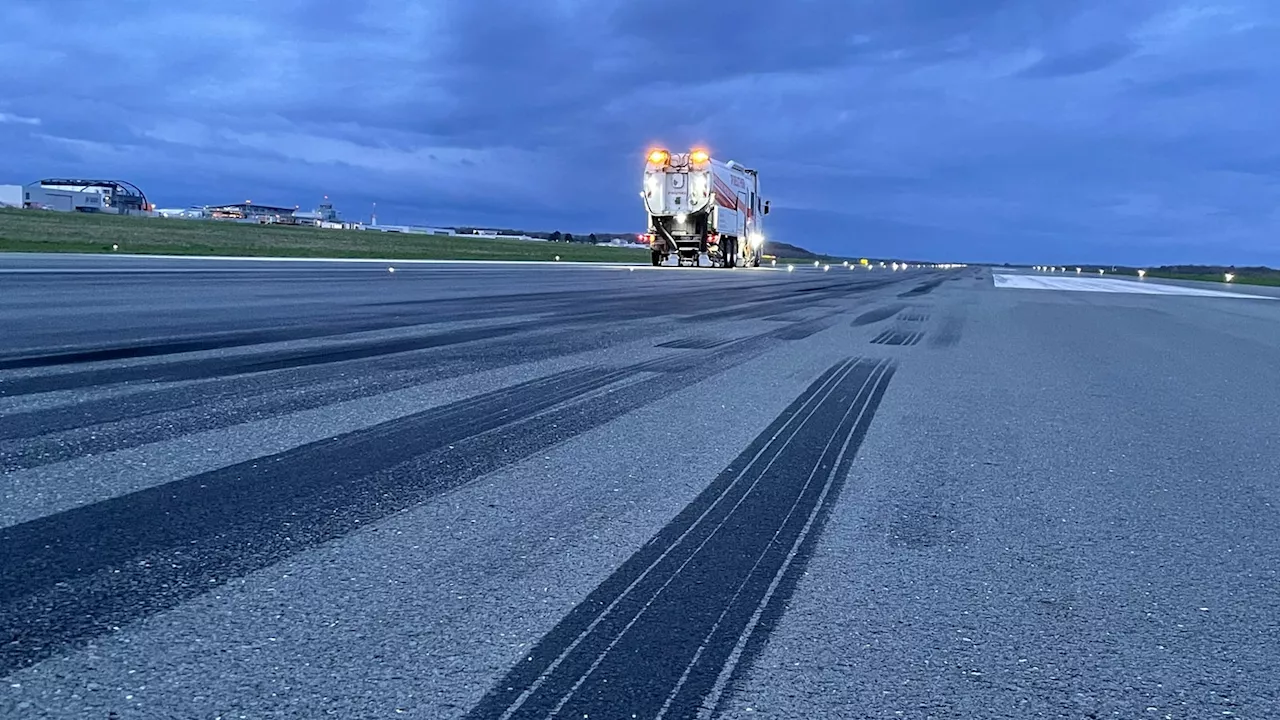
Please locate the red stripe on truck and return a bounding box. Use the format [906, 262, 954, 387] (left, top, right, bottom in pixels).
[714, 176, 738, 210]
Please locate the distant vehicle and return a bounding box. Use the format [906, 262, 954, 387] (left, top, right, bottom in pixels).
[640, 148, 769, 268]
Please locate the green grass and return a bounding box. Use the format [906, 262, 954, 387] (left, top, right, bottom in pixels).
[1111, 268, 1280, 287]
[0, 208, 649, 263]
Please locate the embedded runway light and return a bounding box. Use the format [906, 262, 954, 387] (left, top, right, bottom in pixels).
[788, 264, 794, 272]
[1098, 269, 1104, 275]
[771, 259, 776, 266]
[1138, 269, 1147, 278]
[814, 260, 820, 267]
[1225, 272, 1235, 282]
[824, 264, 830, 271]
[555, 255, 561, 261]
[111, 244, 119, 251]
[387, 266, 395, 273]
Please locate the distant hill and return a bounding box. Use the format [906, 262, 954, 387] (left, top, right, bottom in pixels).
[459, 226, 825, 257]
[764, 240, 818, 259]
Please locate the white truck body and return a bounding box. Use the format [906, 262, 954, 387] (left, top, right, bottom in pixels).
[641, 149, 768, 267]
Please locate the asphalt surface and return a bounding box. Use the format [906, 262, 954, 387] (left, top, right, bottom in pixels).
[2, 254, 1278, 719]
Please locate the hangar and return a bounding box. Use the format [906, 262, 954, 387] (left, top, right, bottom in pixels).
[22, 179, 151, 215]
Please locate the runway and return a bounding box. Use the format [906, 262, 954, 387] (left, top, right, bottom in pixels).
[2, 254, 1279, 718]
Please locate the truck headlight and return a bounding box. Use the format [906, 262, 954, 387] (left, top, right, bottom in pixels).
[749, 233, 764, 248]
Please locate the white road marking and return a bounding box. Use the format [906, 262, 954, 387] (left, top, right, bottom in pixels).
[0, 252, 637, 268]
[992, 274, 1272, 299]
[0, 253, 783, 272]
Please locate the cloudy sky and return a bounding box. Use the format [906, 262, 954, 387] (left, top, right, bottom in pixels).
[2, 1, 1278, 265]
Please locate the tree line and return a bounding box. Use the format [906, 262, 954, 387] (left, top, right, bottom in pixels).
[453, 226, 635, 244]
[548, 231, 601, 244]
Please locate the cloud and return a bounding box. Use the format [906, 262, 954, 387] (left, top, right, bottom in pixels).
[2, 0, 1280, 264]
[0, 112, 40, 126]
[1017, 40, 1139, 77]
[1126, 67, 1260, 97]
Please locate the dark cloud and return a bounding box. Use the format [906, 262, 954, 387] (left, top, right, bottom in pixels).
[1126, 68, 1260, 97]
[2, 0, 1280, 265]
[1017, 40, 1139, 77]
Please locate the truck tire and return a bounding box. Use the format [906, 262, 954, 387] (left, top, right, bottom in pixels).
[651, 250, 663, 267]
[725, 237, 737, 268]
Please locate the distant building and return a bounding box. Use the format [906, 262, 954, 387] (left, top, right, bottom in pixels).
[22, 179, 151, 215]
[367, 225, 455, 235]
[0, 184, 22, 207]
[155, 207, 208, 219]
[601, 239, 648, 249]
[292, 197, 339, 224]
[205, 201, 297, 221]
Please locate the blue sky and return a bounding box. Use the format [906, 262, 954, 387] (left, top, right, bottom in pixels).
[2, 1, 1278, 265]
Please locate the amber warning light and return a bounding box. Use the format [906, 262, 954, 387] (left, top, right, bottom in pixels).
[689, 149, 709, 164]
[647, 149, 669, 164]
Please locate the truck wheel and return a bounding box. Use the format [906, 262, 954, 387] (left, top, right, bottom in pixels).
[651, 250, 663, 267]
